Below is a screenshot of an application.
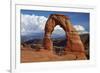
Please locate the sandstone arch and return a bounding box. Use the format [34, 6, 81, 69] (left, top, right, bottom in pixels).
[43, 14, 85, 55]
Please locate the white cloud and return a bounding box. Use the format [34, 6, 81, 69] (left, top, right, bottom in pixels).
[73, 25, 88, 34]
[73, 25, 85, 31]
[52, 25, 65, 35]
[21, 14, 47, 35]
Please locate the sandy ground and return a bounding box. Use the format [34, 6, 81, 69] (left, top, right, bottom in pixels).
[21, 47, 87, 63]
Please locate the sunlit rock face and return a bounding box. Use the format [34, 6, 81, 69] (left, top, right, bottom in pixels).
[43, 14, 86, 59]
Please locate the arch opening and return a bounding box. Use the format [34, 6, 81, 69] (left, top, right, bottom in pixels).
[51, 25, 67, 55]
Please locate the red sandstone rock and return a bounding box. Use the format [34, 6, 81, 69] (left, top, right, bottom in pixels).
[43, 14, 86, 59]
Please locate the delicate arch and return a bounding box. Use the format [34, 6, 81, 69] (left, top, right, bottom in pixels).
[43, 14, 85, 53]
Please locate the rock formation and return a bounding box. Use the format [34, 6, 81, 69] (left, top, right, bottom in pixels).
[43, 14, 86, 59]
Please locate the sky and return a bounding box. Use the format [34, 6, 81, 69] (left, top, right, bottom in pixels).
[21, 9, 90, 36]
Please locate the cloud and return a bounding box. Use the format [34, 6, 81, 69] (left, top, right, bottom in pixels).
[52, 25, 65, 35]
[73, 25, 85, 31]
[21, 14, 47, 35]
[73, 25, 88, 34]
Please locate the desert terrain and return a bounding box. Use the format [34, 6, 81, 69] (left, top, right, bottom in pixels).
[21, 33, 89, 63]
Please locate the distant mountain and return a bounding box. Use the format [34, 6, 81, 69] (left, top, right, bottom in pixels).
[21, 32, 65, 43]
[21, 32, 44, 42]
